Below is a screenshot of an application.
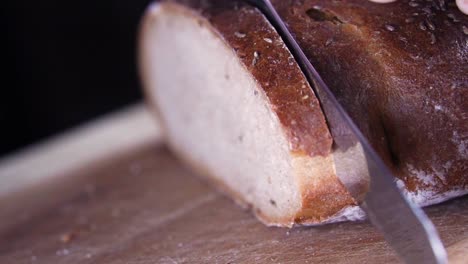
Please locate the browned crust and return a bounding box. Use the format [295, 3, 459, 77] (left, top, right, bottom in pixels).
[292, 155, 358, 224]
[162, 0, 333, 158]
[168, 133, 358, 226]
[138, 3, 297, 226]
[140, 0, 466, 226]
[139, 1, 360, 226]
[271, 0, 467, 196]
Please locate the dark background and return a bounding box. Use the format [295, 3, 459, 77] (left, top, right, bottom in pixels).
[2, 0, 152, 157]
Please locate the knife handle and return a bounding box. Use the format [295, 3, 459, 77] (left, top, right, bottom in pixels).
[448, 238, 468, 264]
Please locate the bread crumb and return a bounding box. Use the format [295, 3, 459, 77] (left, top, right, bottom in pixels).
[425, 19, 435, 31]
[234, 32, 246, 38]
[263, 37, 273, 43]
[419, 21, 427, 31]
[405, 17, 415, 23]
[385, 24, 396, 32]
[252, 51, 260, 66]
[447, 13, 459, 23]
[429, 33, 436, 44]
[462, 25, 468, 35]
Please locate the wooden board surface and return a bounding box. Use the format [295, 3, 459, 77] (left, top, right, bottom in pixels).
[1, 144, 467, 264]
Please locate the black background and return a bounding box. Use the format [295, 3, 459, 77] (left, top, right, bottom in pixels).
[2, 0, 152, 156]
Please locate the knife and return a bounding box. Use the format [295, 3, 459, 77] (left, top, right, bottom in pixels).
[245, 0, 447, 263]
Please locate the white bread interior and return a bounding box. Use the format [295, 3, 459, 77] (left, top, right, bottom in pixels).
[140, 4, 302, 224]
[139, 3, 363, 226]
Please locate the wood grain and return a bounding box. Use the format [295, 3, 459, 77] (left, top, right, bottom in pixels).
[0, 144, 466, 264]
[448, 238, 468, 264]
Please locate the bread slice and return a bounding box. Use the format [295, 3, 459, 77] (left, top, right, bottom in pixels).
[139, 1, 366, 226]
[139, 0, 467, 226]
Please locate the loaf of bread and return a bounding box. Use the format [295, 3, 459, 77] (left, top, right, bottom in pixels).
[139, 0, 467, 226]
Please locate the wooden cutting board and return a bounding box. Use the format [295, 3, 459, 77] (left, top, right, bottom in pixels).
[0, 104, 467, 264]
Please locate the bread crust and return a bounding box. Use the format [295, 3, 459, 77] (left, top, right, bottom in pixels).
[140, 0, 467, 226]
[140, 0, 362, 226]
[271, 0, 467, 202]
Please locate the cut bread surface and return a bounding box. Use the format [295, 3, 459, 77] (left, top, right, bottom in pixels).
[139, 2, 361, 226]
[141, 3, 301, 224]
[140, 0, 468, 226]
